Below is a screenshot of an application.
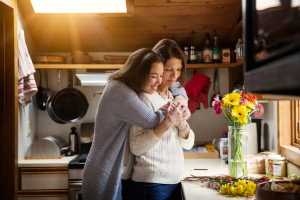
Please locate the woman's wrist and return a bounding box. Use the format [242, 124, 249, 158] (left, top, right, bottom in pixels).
[178, 122, 190, 139]
[154, 117, 172, 138]
[178, 121, 187, 131]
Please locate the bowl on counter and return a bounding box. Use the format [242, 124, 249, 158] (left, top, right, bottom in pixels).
[256, 180, 300, 200]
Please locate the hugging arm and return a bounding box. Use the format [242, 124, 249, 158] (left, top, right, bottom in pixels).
[114, 85, 164, 129]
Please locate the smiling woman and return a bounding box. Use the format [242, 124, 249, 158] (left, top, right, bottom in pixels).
[30, 0, 127, 13]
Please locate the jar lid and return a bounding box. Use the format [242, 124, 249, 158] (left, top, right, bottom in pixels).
[268, 154, 285, 161]
[220, 138, 228, 141]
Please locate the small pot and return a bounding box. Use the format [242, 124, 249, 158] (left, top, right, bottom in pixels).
[71, 51, 92, 64]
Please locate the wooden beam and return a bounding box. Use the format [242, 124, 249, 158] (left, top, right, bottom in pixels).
[0, 2, 17, 200]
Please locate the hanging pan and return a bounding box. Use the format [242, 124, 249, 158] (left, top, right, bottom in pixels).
[47, 70, 89, 124]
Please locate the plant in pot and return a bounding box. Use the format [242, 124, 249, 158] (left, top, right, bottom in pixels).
[212, 90, 264, 178]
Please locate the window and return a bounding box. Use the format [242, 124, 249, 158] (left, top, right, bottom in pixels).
[31, 0, 127, 13]
[278, 100, 300, 166]
[291, 100, 300, 148]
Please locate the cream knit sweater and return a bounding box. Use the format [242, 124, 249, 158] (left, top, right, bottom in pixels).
[129, 91, 195, 184]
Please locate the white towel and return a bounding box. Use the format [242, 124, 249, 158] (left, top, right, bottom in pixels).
[17, 22, 37, 105]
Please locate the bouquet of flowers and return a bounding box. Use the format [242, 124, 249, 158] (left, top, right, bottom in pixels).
[212, 90, 263, 126]
[212, 90, 264, 177]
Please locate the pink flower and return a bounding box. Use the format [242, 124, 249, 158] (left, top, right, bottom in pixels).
[212, 95, 222, 114]
[253, 103, 264, 118]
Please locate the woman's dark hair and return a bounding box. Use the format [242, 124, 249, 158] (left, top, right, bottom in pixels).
[152, 39, 186, 84]
[110, 48, 163, 94]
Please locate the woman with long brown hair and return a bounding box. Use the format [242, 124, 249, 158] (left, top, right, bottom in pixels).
[82, 48, 185, 200]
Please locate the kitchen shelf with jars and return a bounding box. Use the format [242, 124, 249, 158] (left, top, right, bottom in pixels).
[34, 32, 244, 70]
[34, 61, 243, 70]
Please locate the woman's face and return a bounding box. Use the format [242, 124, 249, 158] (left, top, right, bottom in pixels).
[161, 57, 182, 87]
[143, 62, 164, 94]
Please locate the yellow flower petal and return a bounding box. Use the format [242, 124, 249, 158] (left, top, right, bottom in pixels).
[222, 92, 241, 107]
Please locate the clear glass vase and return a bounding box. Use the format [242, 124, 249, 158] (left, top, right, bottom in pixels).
[228, 126, 248, 178]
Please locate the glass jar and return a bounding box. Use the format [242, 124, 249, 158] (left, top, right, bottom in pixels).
[219, 138, 228, 161]
[228, 126, 248, 178]
[265, 154, 287, 177]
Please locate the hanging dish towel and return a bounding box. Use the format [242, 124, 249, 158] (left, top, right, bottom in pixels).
[17, 22, 37, 105]
[184, 73, 211, 113]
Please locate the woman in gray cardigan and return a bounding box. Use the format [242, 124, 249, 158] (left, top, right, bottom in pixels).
[82, 48, 187, 200]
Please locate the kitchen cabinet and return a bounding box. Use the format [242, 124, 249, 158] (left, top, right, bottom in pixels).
[18, 167, 68, 200]
[18, 195, 67, 200]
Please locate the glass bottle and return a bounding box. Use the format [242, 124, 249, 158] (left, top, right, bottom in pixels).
[235, 38, 244, 62]
[212, 30, 221, 63]
[184, 46, 189, 63]
[189, 46, 197, 63]
[69, 127, 79, 154]
[202, 33, 212, 63]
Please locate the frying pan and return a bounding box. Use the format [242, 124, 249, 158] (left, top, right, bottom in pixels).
[47, 71, 89, 124]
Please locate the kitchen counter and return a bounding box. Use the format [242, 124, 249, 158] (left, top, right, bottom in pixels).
[182, 159, 254, 200]
[18, 155, 77, 167]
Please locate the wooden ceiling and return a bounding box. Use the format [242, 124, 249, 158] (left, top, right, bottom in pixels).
[18, 0, 241, 53]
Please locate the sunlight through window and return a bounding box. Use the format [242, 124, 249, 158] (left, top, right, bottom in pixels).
[31, 0, 127, 13]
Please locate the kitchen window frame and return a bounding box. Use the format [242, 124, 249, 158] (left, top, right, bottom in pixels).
[278, 100, 300, 167]
[291, 100, 300, 148]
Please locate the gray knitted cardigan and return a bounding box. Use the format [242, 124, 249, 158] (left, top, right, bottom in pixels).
[82, 80, 186, 200]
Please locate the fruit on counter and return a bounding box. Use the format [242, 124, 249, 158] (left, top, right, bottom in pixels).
[219, 179, 256, 197]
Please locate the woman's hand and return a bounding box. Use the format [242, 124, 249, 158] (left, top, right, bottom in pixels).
[166, 104, 184, 127]
[173, 96, 191, 120]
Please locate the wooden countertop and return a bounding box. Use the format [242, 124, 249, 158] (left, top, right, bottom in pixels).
[18, 155, 77, 167]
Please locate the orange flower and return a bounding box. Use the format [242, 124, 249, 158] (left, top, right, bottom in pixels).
[241, 93, 257, 104]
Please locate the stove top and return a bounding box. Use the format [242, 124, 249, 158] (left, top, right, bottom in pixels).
[69, 154, 87, 169]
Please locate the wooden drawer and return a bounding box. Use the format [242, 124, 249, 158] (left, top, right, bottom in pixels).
[18, 194, 68, 200]
[19, 167, 68, 191]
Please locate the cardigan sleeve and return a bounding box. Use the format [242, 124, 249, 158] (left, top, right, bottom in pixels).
[169, 82, 188, 99]
[112, 81, 164, 129]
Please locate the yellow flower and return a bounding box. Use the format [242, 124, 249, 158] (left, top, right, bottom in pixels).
[245, 101, 255, 109]
[222, 92, 241, 107]
[231, 105, 249, 125]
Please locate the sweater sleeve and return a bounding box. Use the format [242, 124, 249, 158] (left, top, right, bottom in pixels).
[113, 81, 164, 129]
[129, 126, 160, 156]
[178, 127, 195, 150]
[169, 82, 188, 99]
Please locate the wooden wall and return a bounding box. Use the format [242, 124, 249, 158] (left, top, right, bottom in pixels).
[18, 0, 241, 53]
[0, 0, 16, 7]
[0, 1, 17, 200]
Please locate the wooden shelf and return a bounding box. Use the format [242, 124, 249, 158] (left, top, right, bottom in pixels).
[187, 62, 243, 69]
[34, 62, 243, 70]
[254, 93, 300, 101]
[34, 63, 123, 70]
